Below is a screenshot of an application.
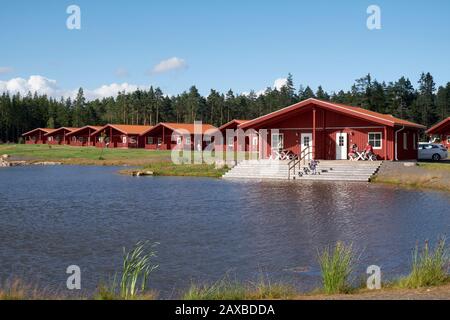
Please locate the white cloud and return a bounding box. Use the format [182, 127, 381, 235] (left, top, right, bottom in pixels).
[242, 77, 288, 97]
[0, 75, 141, 101]
[151, 57, 187, 74]
[273, 78, 288, 90]
[0, 66, 13, 75]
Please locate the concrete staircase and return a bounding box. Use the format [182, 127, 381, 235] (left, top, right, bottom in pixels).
[222, 160, 382, 182]
[222, 159, 290, 180]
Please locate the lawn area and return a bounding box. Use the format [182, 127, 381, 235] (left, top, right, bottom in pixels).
[0, 144, 172, 165]
[0, 144, 229, 178]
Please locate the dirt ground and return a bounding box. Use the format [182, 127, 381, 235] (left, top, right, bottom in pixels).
[296, 283, 450, 300]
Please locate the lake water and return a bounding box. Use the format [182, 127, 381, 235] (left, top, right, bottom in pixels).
[0, 166, 449, 298]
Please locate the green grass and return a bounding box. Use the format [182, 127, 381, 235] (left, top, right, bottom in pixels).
[141, 162, 228, 178]
[0, 144, 171, 162]
[418, 162, 450, 172]
[397, 238, 450, 289]
[0, 144, 230, 177]
[182, 276, 296, 300]
[318, 242, 355, 294]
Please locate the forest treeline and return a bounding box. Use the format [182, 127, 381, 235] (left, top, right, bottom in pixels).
[0, 72, 449, 142]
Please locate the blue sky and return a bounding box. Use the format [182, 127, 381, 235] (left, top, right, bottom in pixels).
[0, 0, 449, 99]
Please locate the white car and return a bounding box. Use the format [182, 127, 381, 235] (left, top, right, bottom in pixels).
[418, 143, 448, 161]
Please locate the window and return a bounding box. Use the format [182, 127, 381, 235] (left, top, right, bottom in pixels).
[157, 137, 162, 146]
[186, 136, 191, 145]
[413, 134, 416, 150]
[447, 136, 450, 144]
[252, 136, 258, 146]
[403, 132, 408, 150]
[338, 135, 345, 147]
[176, 136, 182, 145]
[368, 132, 382, 149]
[147, 137, 154, 145]
[271, 133, 284, 150]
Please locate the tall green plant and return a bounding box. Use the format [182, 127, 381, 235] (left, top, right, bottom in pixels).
[399, 238, 449, 288]
[318, 242, 355, 294]
[120, 241, 159, 299]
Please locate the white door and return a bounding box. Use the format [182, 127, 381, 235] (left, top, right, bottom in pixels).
[300, 133, 313, 160]
[336, 132, 347, 160]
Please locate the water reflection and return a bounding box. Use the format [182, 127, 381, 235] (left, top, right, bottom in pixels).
[0, 166, 449, 297]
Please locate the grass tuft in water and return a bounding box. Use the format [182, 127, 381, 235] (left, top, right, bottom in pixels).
[398, 238, 449, 289]
[318, 242, 355, 294]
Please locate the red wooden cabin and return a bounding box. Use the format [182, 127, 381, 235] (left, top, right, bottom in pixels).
[427, 117, 450, 148]
[22, 128, 56, 144]
[66, 126, 102, 146]
[239, 98, 425, 161]
[44, 127, 79, 145]
[90, 124, 152, 148]
[217, 120, 254, 152]
[140, 122, 217, 150]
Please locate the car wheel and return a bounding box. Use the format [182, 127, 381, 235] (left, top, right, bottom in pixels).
[432, 153, 441, 161]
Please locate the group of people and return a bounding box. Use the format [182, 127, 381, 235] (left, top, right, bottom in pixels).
[348, 143, 375, 161]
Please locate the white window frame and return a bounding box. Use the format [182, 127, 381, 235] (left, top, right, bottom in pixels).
[252, 136, 258, 146]
[271, 133, 284, 151]
[147, 137, 154, 145]
[186, 136, 191, 145]
[368, 132, 382, 150]
[227, 136, 234, 148]
[447, 135, 450, 144]
[176, 136, 182, 145]
[403, 132, 408, 150]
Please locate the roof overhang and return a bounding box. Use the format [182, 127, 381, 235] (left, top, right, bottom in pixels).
[239, 98, 425, 130]
[426, 117, 450, 134]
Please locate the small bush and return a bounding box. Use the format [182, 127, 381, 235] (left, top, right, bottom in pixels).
[318, 242, 355, 294]
[398, 238, 449, 288]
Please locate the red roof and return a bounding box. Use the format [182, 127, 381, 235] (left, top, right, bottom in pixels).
[426, 117, 450, 134]
[92, 124, 153, 136]
[239, 98, 426, 129]
[66, 125, 103, 136]
[218, 119, 250, 131]
[141, 122, 217, 136]
[22, 128, 56, 136]
[44, 127, 80, 136]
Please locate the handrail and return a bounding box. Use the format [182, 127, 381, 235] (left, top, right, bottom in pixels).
[288, 147, 315, 180]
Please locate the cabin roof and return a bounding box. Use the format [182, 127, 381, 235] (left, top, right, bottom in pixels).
[239, 98, 426, 129]
[22, 128, 56, 136]
[91, 124, 153, 136]
[65, 125, 103, 136]
[44, 127, 80, 136]
[218, 119, 250, 131]
[426, 117, 450, 134]
[140, 122, 217, 136]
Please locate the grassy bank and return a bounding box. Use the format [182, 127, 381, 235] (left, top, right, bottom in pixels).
[373, 161, 450, 192]
[0, 144, 228, 178]
[1, 239, 449, 300]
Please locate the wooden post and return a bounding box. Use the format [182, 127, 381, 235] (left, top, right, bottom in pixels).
[312, 108, 316, 160]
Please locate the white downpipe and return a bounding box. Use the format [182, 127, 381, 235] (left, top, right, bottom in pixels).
[394, 126, 405, 161]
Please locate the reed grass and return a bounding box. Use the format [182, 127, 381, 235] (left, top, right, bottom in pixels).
[398, 238, 449, 288]
[318, 242, 355, 294]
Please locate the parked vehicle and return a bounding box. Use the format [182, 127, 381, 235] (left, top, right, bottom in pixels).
[418, 143, 448, 161]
